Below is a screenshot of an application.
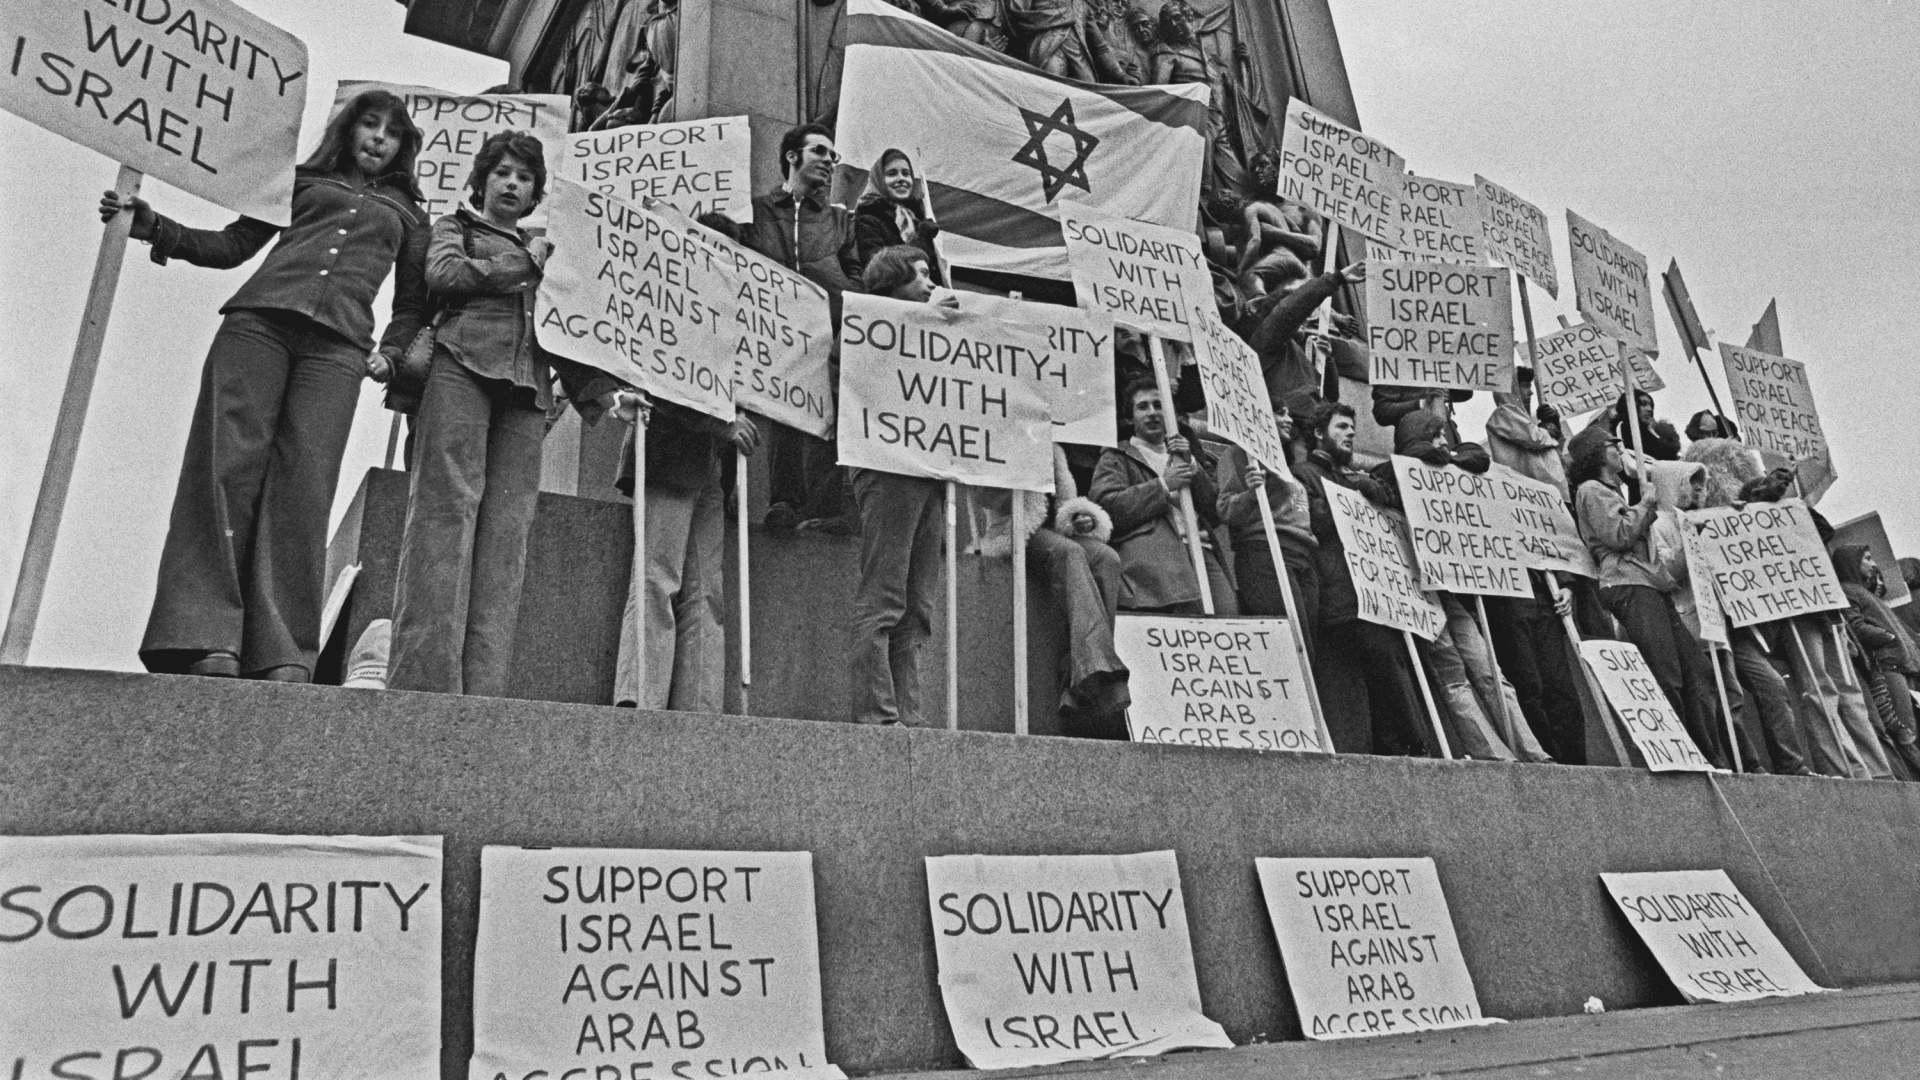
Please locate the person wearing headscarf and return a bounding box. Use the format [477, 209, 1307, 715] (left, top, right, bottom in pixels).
[1832, 545, 1920, 775]
[853, 149, 942, 287]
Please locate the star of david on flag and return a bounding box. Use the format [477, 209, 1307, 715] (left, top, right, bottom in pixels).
[1012, 99, 1099, 201]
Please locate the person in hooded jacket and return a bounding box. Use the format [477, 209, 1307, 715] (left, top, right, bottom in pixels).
[1606, 388, 1682, 462]
[853, 148, 942, 286]
[1832, 544, 1920, 775]
[1485, 367, 1568, 502]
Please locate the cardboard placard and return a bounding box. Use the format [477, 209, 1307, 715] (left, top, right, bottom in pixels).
[1682, 499, 1846, 626]
[0, 834, 441, 1079]
[949, 292, 1117, 448]
[1191, 311, 1287, 472]
[1392, 457, 1532, 598]
[1391, 174, 1485, 264]
[1324, 484, 1446, 640]
[4, 1, 305, 224]
[1365, 263, 1514, 393]
[1566, 209, 1657, 355]
[1718, 343, 1836, 503]
[1678, 512, 1730, 646]
[1578, 640, 1717, 772]
[1488, 464, 1597, 578]
[1599, 870, 1828, 1003]
[836, 293, 1055, 491]
[1276, 99, 1404, 244]
[469, 848, 840, 1080]
[1530, 322, 1663, 418]
[924, 851, 1230, 1067]
[565, 116, 752, 223]
[1474, 175, 1557, 297]
[1255, 857, 1499, 1040]
[1831, 512, 1909, 608]
[1113, 615, 1323, 753]
[1059, 200, 1213, 343]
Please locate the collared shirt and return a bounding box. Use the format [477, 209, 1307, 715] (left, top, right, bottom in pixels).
[427, 207, 549, 406]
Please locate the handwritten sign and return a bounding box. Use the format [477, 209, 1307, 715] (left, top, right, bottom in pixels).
[1600, 870, 1828, 1003]
[0, 834, 441, 1080]
[837, 293, 1055, 491]
[1566, 209, 1657, 355]
[1256, 857, 1499, 1040]
[1679, 512, 1730, 646]
[1392, 174, 1484, 264]
[1192, 310, 1287, 471]
[1488, 464, 1597, 578]
[566, 116, 752, 223]
[1365, 263, 1514, 392]
[1578, 640, 1716, 772]
[336, 80, 567, 225]
[1474, 175, 1557, 297]
[951, 292, 1117, 448]
[1682, 499, 1846, 626]
[470, 848, 840, 1080]
[1059, 200, 1212, 342]
[5, 0, 305, 224]
[1277, 99, 1404, 245]
[1113, 615, 1322, 753]
[1718, 343, 1835, 503]
[1392, 457, 1531, 598]
[924, 851, 1230, 1067]
[1531, 321, 1663, 418]
[1325, 485, 1446, 640]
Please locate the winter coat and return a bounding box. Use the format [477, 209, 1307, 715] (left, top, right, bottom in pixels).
[1486, 393, 1568, 501]
[1090, 437, 1223, 609]
[1574, 478, 1671, 592]
[1292, 449, 1395, 625]
[852, 198, 942, 286]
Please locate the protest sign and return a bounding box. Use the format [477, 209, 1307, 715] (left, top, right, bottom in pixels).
[1365, 263, 1514, 393]
[1599, 870, 1828, 1003]
[1662, 259, 1710, 356]
[0, 834, 441, 1080]
[1390, 174, 1484, 264]
[1487, 464, 1597, 578]
[335, 81, 567, 225]
[1276, 98, 1404, 244]
[1325, 485, 1446, 640]
[1191, 310, 1287, 471]
[566, 116, 752, 223]
[837, 293, 1055, 491]
[3, 0, 305, 224]
[1718, 343, 1836, 502]
[1530, 321, 1663, 418]
[1682, 499, 1846, 627]
[1566, 209, 1657, 355]
[1255, 857, 1499, 1040]
[1678, 512, 1730, 646]
[1578, 640, 1717, 772]
[1473, 176, 1557, 297]
[1113, 615, 1322, 753]
[470, 848, 840, 1080]
[537, 179, 736, 421]
[1392, 457, 1531, 598]
[1832, 512, 1909, 607]
[1059, 200, 1213, 343]
[924, 851, 1229, 1067]
[951, 293, 1117, 448]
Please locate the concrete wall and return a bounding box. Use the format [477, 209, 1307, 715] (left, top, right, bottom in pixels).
[5, 665, 1919, 1074]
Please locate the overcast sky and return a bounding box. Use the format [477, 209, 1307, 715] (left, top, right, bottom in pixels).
[3, 0, 1916, 671]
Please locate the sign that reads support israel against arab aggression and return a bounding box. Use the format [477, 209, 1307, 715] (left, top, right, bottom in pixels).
[1578, 640, 1716, 772]
[336, 81, 567, 225]
[1255, 858, 1499, 1040]
[1392, 457, 1531, 598]
[4, 0, 306, 224]
[1683, 499, 1846, 626]
[1059, 200, 1212, 343]
[1531, 321, 1663, 418]
[951, 293, 1117, 448]
[925, 851, 1230, 1067]
[1325, 485, 1446, 640]
[1719, 343, 1834, 480]
[567, 116, 752, 223]
[1473, 176, 1557, 297]
[1192, 311, 1288, 471]
[1113, 616, 1322, 753]
[1600, 870, 1829, 1004]
[1489, 465, 1597, 578]
[1365, 263, 1514, 393]
[838, 293, 1055, 491]
[1566, 209, 1657, 355]
[0, 834, 442, 1080]
[1277, 99, 1404, 244]
[470, 848, 841, 1080]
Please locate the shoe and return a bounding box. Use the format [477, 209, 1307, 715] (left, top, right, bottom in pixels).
[185, 650, 240, 678]
[763, 502, 799, 532]
[796, 515, 857, 537]
[257, 665, 310, 683]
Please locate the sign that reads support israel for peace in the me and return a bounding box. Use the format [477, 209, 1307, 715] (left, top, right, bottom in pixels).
[336, 81, 567, 225]
[3, 0, 307, 224]
[1113, 616, 1322, 753]
[925, 851, 1230, 1067]
[1566, 209, 1658, 355]
[0, 834, 442, 1080]
[1531, 322, 1663, 418]
[1277, 99, 1404, 244]
[1324, 485, 1446, 640]
[1578, 640, 1717, 772]
[1474, 176, 1557, 297]
[567, 116, 753, 223]
[537, 179, 736, 421]
[1719, 343, 1835, 484]
[1365, 263, 1514, 393]
[470, 848, 841, 1080]
[1192, 310, 1288, 471]
[1392, 174, 1485, 264]
[1683, 499, 1847, 627]
[1392, 457, 1532, 598]
[1059, 200, 1213, 343]
[1600, 870, 1829, 1004]
[1489, 465, 1598, 578]
[1256, 858, 1500, 1040]
[837, 293, 1055, 491]
[951, 293, 1117, 448]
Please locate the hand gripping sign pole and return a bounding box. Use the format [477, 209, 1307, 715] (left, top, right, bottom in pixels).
[2, 165, 141, 665]
[737, 441, 753, 716]
[1146, 336, 1215, 614]
[1253, 483, 1334, 750]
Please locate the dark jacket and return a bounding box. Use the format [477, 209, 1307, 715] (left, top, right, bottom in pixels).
[1089, 435, 1222, 609]
[616, 400, 737, 495]
[1241, 270, 1344, 417]
[852, 199, 943, 285]
[1292, 448, 1394, 625]
[741, 187, 863, 318]
[145, 166, 428, 353]
[1369, 410, 1490, 503]
[1834, 545, 1920, 674]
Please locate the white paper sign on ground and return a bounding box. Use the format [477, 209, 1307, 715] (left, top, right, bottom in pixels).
[1718, 343, 1836, 503]
[1566, 209, 1657, 355]
[1192, 311, 1287, 471]
[1474, 175, 1557, 297]
[1060, 200, 1213, 343]
[537, 179, 736, 421]
[1113, 615, 1322, 753]
[565, 116, 752, 223]
[0, 834, 441, 1080]
[837, 293, 1055, 491]
[1366, 263, 1514, 393]
[1392, 457, 1531, 598]
[1599, 870, 1829, 1003]
[470, 848, 840, 1080]
[1578, 640, 1716, 772]
[924, 851, 1230, 1067]
[4, 1, 306, 224]
[1255, 857, 1500, 1040]
[1277, 99, 1405, 245]
[335, 80, 567, 225]
[1325, 485, 1446, 640]
[1488, 464, 1597, 578]
[1531, 322, 1663, 419]
[1682, 500, 1846, 627]
[951, 292, 1117, 448]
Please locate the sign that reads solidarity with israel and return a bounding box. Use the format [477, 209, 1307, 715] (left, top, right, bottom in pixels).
[335, 81, 567, 226]
[566, 116, 752, 223]
[949, 293, 1117, 447]
[1600, 870, 1829, 1004]
[1059, 200, 1213, 343]
[1473, 175, 1557, 297]
[1324, 485, 1446, 640]
[1566, 209, 1658, 355]
[1113, 616, 1322, 753]
[1365, 263, 1514, 393]
[1277, 99, 1405, 244]
[1531, 321, 1663, 418]
[1392, 457, 1532, 597]
[1578, 640, 1717, 772]
[1486, 466, 1596, 578]
[1682, 499, 1846, 626]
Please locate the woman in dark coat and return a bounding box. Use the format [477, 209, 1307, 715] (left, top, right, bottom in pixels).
[852, 148, 942, 285]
